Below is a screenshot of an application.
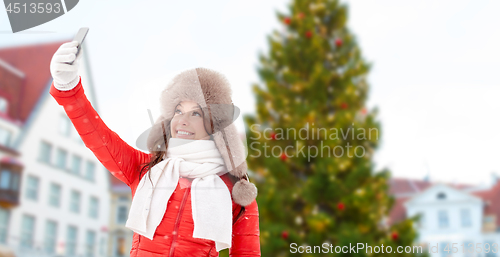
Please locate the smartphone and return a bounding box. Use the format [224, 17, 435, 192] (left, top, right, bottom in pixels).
[68, 27, 89, 65]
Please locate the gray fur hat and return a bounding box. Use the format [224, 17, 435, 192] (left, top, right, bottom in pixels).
[146, 67, 257, 207]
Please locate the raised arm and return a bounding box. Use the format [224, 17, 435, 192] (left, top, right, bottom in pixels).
[49, 41, 150, 187]
[230, 199, 261, 256]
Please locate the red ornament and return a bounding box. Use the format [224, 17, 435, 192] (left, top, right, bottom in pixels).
[335, 38, 343, 47]
[283, 17, 291, 25]
[340, 102, 348, 109]
[305, 31, 313, 38]
[298, 12, 305, 19]
[391, 231, 399, 241]
[282, 230, 289, 240]
[337, 202, 345, 211]
[361, 107, 367, 114]
[270, 132, 277, 140]
[280, 153, 287, 161]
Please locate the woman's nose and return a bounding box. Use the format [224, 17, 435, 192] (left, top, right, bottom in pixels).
[178, 114, 190, 125]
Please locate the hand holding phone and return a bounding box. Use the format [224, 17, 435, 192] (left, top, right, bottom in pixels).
[51, 27, 89, 90]
[68, 27, 89, 65]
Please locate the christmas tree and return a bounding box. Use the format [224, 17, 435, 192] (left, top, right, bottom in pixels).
[242, 0, 428, 256]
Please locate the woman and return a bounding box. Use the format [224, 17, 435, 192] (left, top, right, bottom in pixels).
[49, 41, 261, 256]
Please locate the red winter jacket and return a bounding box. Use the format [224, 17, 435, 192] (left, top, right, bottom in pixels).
[50, 78, 261, 257]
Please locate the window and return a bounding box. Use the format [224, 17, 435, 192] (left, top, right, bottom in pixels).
[461, 209, 472, 227]
[70, 125, 83, 145]
[25, 175, 39, 201]
[438, 210, 449, 228]
[89, 196, 99, 219]
[48, 183, 62, 208]
[85, 161, 95, 181]
[440, 242, 449, 257]
[437, 192, 446, 199]
[485, 241, 497, 257]
[117, 206, 128, 225]
[11, 172, 19, 191]
[59, 115, 71, 137]
[85, 230, 96, 257]
[0, 97, 7, 113]
[99, 237, 106, 256]
[56, 148, 68, 170]
[463, 241, 474, 257]
[70, 190, 81, 213]
[0, 208, 10, 244]
[484, 216, 494, 223]
[20, 214, 35, 249]
[71, 155, 82, 175]
[0, 170, 10, 189]
[39, 141, 52, 164]
[0, 127, 12, 147]
[44, 220, 57, 254]
[66, 226, 78, 256]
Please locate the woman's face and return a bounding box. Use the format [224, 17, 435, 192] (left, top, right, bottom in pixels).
[170, 101, 211, 140]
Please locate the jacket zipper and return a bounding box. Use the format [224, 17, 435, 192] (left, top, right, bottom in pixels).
[135, 235, 141, 257]
[169, 187, 191, 257]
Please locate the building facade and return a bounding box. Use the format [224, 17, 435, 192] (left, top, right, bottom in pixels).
[0, 41, 111, 257]
[389, 177, 500, 257]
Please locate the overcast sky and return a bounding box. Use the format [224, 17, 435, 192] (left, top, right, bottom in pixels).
[1, 0, 499, 186]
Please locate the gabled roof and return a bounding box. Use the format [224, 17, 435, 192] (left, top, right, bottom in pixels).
[389, 177, 433, 196]
[471, 181, 500, 227]
[0, 39, 99, 150]
[0, 41, 66, 124]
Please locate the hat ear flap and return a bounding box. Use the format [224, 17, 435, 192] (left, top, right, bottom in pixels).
[213, 123, 247, 177]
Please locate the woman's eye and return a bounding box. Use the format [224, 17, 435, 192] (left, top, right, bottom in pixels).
[193, 111, 201, 117]
[175, 109, 182, 114]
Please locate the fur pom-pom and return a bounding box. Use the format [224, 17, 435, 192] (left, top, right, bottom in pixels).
[232, 179, 258, 207]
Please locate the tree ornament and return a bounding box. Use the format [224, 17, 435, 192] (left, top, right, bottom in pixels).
[335, 38, 343, 47]
[305, 30, 313, 38]
[361, 107, 367, 114]
[281, 230, 289, 240]
[270, 131, 277, 140]
[340, 102, 348, 109]
[337, 202, 345, 211]
[280, 152, 288, 161]
[391, 231, 399, 241]
[298, 12, 305, 19]
[283, 17, 291, 25]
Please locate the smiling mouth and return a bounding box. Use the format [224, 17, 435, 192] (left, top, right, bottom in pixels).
[176, 130, 195, 136]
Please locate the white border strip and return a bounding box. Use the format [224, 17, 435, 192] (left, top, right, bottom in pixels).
[0, 58, 25, 78]
[60, 0, 68, 14]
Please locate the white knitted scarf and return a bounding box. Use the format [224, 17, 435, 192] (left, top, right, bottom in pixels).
[125, 138, 232, 252]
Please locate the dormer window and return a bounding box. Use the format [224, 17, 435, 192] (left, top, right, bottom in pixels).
[0, 97, 7, 113]
[437, 192, 446, 200]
